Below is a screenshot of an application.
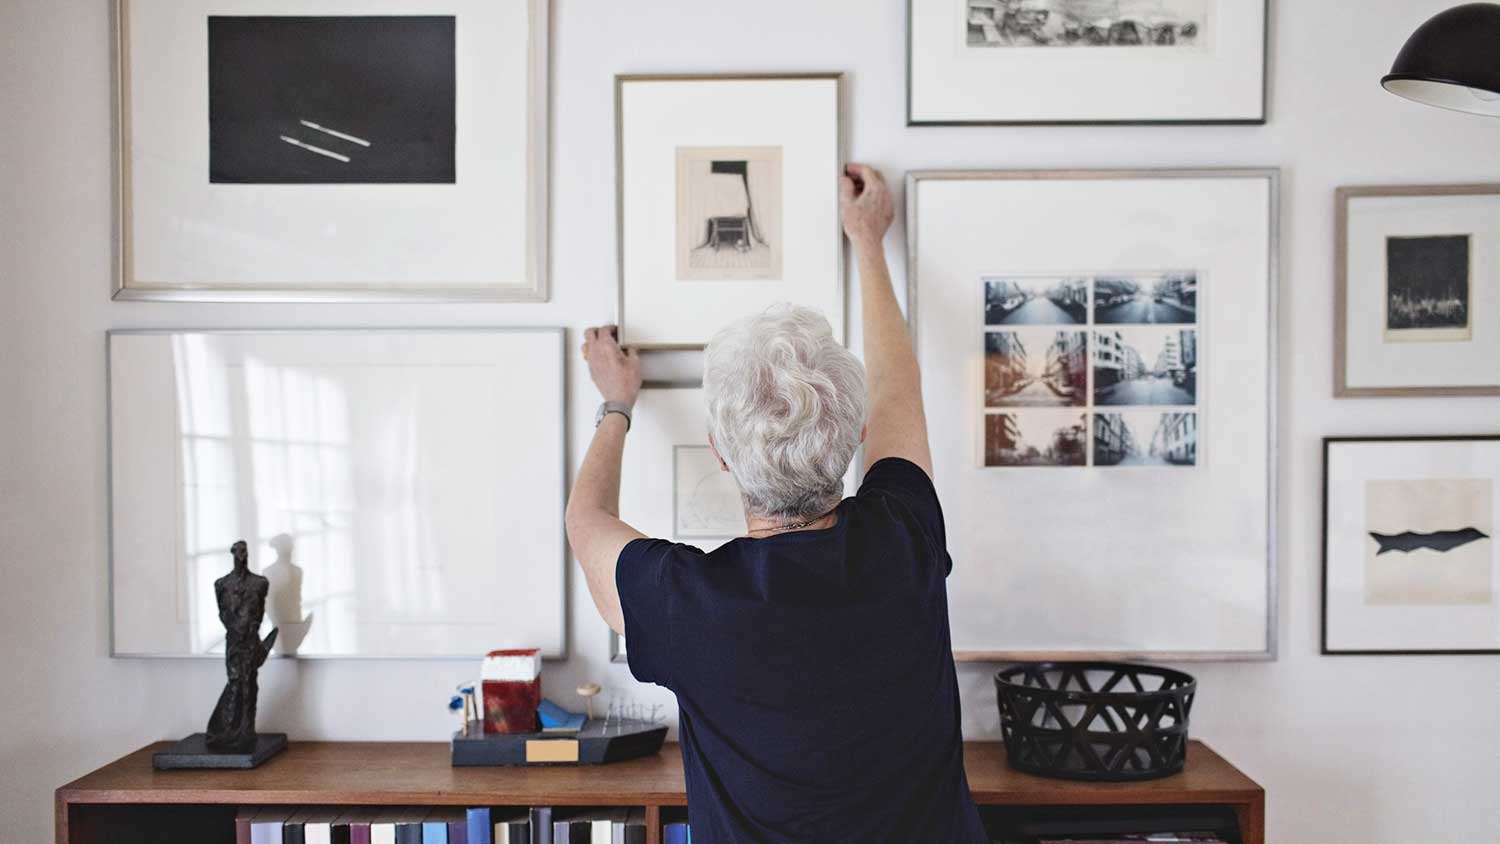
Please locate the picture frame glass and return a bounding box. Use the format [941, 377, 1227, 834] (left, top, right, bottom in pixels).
[108, 330, 568, 658]
[1324, 438, 1500, 654]
[119, 0, 547, 300]
[911, 171, 1275, 659]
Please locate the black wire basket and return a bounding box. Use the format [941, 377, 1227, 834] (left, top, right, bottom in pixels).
[995, 662, 1196, 782]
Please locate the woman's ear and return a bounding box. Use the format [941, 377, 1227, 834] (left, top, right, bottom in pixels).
[708, 433, 729, 472]
[860, 425, 868, 444]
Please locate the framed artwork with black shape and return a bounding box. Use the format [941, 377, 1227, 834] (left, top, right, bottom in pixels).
[616, 74, 845, 349]
[1336, 184, 1500, 396]
[115, 0, 549, 302]
[1323, 437, 1500, 655]
[907, 169, 1277, 660]
[907, 0, 1267, 124]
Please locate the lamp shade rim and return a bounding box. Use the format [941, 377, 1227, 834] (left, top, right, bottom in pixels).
[1381, 72, 1500, 97]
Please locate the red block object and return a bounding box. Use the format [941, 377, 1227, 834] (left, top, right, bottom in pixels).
[481, 648, 541, 734]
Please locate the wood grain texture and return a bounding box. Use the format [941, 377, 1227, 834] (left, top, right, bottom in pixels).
[57, 740, 1264, 844]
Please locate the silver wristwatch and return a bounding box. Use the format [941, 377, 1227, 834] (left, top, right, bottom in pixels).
[595, 400, 633, 431]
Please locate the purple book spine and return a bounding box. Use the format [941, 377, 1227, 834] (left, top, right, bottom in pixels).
[447, 821, 467, 844]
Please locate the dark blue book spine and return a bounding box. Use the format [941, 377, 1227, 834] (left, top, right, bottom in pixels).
[466, 808, 491, 844]
[529, 808, 552, 844]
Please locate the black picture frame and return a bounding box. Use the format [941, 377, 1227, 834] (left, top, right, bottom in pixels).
[905, 0, 1271, 127]
[1322, 435, 1500, 656]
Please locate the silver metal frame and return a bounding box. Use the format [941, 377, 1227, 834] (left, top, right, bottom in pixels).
[1334, 183, 1500, 398]
[106, 327, 571, 661]
[112, 0, 551, 303]
[905, 168, 1281, 663]
[672, 444, 741, 543]
[904, 0, 1271, 127]
[613, 72, 848, 350]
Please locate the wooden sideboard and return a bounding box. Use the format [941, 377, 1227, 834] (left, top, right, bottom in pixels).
[56, 740, 1264, 844]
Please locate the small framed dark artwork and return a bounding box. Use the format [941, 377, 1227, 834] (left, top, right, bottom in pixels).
[1336, 185, 1500, 396]
[1323, 436, 1500, 655]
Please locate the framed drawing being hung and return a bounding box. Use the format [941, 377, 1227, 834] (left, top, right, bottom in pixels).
[908, 0, 1267, 125]
[611, 386, 747, 662]
[114, 0, 549, 302]
[1336, 185, 1500, 397]
[616, 74, 845, 349]
[907, 169, 1277, 660]
[1324, 436, 1500, 655]
[108, 328, 567, 659]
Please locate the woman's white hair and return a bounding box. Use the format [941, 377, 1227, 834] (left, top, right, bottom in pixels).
[703, 304, 868, 521]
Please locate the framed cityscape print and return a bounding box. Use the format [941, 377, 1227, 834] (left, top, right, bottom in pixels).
[1323, 436, 1500, 655]
[1336, 185, 1500, 397]
[616, 74, 845, 349]
[114, 0, 549, 302]
[108, 328, 568, 659]
[907, 0, 1267, 125]
[907, 169, 1278, 660]
[611, 387, 746, 662]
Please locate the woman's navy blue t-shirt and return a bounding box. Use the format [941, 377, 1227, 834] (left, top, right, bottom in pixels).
[616, 457, 988, 843]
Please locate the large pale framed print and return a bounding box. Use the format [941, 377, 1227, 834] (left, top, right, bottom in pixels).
[908, 169, 1277, 660]
[115, 0, 549, 302]
[908, 0, 1267, 125]
[616, 74, 845, 349]
[1336, 185, 1500, 397]
[610, 386, 745, 662]
[108, 329, 567, 658]
[1324, 437, 1500, 655]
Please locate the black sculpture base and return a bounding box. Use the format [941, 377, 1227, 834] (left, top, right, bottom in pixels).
[451, 719, 666, 767]
[152, 732, 287, 770]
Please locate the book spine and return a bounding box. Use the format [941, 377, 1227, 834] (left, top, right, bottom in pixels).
[448, 819, 468, 844]
[422, 821, 449, 844]
[467, 808, 491, 844]
[529, 808, 552, 844]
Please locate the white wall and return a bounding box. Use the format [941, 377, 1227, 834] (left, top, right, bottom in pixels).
[3, 0, 1500, 841]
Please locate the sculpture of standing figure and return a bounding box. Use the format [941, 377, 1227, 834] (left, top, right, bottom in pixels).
[205, 541, 279, 753]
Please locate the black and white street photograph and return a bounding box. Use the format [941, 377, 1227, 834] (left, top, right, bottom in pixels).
[208, 16, 457, 184]
[1094, 327, 1197, 406]
[984, 331, 1088, 407]
[676, 146, 784, 281]
[1093, 411, 1197, 466]
[984, 410, 1088, 467]
[965, 0, 1206, 48]
[1093, 272, 1198, 324]
[1385, 234, 1472, 342]
[983, 276, 1088, 325]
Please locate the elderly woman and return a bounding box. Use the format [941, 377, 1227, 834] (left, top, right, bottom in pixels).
[567, 165, 987, 843]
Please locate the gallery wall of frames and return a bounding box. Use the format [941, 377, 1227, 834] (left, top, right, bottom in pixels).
[6, 0, 1500, 840]
[105, 0, 1500, 666]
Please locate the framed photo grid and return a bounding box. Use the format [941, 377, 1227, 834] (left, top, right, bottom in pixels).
[979, 270, 1203, 469]
[908, 168, 1277, 661]
[1323, 436, 1500, 655]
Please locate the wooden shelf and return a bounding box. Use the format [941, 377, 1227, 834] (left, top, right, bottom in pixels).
[57, 740, 1263, 844]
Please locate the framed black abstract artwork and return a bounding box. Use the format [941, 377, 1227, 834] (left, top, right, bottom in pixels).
[1324, 436, 1500, 655]
[116, 0, 549, 302]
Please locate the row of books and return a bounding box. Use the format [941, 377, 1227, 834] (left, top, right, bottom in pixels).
[235, 806, 691, 844]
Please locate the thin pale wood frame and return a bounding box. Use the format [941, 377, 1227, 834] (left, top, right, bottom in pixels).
[1334, 183, 1500, 398]
[112, 0, 551, 303]
[905, 168, 1280, 663]
[614, 73, 848, 351]
[1321, 435, 1500, 655]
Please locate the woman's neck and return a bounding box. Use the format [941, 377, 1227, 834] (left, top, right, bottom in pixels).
[744, 508, 839, 537]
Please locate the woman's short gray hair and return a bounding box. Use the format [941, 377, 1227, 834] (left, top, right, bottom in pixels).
[703, 304, 868, 521]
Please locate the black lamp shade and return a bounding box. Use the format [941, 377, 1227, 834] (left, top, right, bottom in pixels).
[1384, 3, 1500, 116]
